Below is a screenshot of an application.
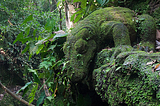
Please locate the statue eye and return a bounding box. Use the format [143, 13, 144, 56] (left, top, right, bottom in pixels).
[74, 39, 88, 54]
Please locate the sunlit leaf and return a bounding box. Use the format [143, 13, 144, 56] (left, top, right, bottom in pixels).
[115, 66, 121, 71]
[13, 32, 23, 44]
[28, 69, 38, 76]
[35, 37, 48, 45]
[36, 44, 44, 54]
[21, 14, 33, 26]
[46, 96, 54, 102]
[16, 81, 33, 97]
[29, 44, 38, 55]
[57, 1, 61, 7]
[52, 33, 68, 40]
[80, 0, 87, 8]
[73, 0, 80, 3]
[74, 14, 82, 23]
[39, 61, 52, 69]
[71, 13, 76, 21]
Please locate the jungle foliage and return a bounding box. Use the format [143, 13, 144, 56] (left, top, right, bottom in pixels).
[0, 0, 160, 106]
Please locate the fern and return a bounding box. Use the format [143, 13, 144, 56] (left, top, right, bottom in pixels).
[28, 83, 38, 104]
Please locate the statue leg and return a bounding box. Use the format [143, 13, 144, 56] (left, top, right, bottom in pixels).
[101, 21, 131, 47]
[112, 22, 131, 47]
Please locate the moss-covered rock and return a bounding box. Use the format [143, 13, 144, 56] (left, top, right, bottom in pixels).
[63, 7, 156, 83]
[93, 50, 160, 105]
[138, 14, 156, 50]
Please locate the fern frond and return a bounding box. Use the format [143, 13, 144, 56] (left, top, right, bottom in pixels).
[28, 83, 38, 104]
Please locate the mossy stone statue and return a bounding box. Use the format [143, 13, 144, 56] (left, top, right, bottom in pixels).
[63, 7, 156, 82]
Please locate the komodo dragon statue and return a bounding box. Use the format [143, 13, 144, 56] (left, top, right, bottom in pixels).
[63, 7, 156, 83]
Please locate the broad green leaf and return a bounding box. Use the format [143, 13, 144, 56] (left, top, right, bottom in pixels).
[48, 44, 56, 50]
[39, 73, 45, 79]
[13, 32, 23, 44]
[97, 0, 109, 6]
[74, 9, 84, 14]
[35, 37, 48, 45]
[97, 0, 103, 4]
[28, 69, 41, 85]
[16, 81, 32, 97]
[25, 26, 30, 37]
[36, 44, 44, 54]
[71, 13, 76, 21]
[20, 37, 32, 44]
[50, 56, 56, 62]
[46, 96, 54, 102]
[36, 91, 46, 106]
[57, 1, 60, 7]
[74, 14, 82, 23]
[80, 0, 87, 8]
[52, 33, 68, 40]
[45, 18, 55, 32]
[33, 74, 41, 85]
[21, 43, 29, 54]
[39, 61, 52, 69]
[29, 44, 38, 55]
[103, 0, 109, 6]
[28, 69, 38, 76]
[73, 0, 80, 3]
[21, 14, 33, 26]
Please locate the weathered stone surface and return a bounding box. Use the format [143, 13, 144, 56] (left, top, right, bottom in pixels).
[63, 7, 156, 83]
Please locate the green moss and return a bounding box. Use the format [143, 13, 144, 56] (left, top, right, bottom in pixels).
[93, 50, 160, 105]
[74, 38, 88, 54]
[138, 14, 156, 50]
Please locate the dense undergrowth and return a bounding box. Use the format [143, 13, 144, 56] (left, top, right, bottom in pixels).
[0, 0, 160, 106]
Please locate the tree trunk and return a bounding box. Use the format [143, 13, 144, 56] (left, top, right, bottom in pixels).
[64, 1, 80, 31]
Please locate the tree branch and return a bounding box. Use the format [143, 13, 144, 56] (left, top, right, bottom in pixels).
[0, 81, 35, 106]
